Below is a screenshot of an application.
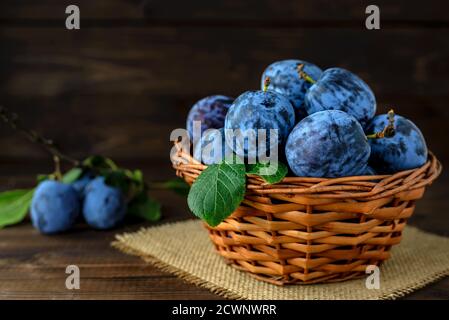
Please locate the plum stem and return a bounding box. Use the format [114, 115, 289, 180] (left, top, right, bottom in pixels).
[297, 64, 317, 84]
[263, 77, 271, 92]
[0, 105, 80, 167]
[366, 109, 396, 139]
[53, 155, 63, 181]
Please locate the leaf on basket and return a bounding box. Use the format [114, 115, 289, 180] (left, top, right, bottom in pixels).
[246, 161, 288, 184]
[187, 162, 246, 227]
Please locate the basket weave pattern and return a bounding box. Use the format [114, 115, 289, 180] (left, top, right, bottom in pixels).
[172, 143, 442, 285]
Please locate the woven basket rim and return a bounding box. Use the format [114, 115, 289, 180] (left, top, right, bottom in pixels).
[172, 141, 442, 201]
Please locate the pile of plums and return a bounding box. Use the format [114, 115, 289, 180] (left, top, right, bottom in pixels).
[187, 59, 428, 177]
[31, 174, 126, 234]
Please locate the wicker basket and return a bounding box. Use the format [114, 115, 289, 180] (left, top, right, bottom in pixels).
[172, 142, 442, 285]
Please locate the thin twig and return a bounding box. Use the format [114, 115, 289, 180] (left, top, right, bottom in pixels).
[0, 105, 79, 166]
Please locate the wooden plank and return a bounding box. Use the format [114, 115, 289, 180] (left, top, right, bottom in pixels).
[1, 0, 449, 22]
[142, 0, 449, 23]
[0, 221, 220, 300]
[1, 27, 448, 97]
[0, 93, 187, 162]
[0, 0, 143, 20]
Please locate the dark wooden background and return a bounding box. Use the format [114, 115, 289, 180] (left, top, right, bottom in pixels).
[0, 0, 448, 299]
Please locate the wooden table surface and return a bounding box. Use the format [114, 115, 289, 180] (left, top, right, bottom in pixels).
[0, 0, 448, 299]
[0, 162, 448, 300]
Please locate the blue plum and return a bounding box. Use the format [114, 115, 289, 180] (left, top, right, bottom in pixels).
[193, 128, 234, 165]
[186, 95, 233, 142]
[285, 110, 370, 177]
[72, 171, 96, 195]
[366, 113, 428, 173]
[83, 177, 127, 230]
[261, 59, 322, 121]
[224, 88, 295, 161]
[304, 68, 376, 127]
[31, 180, 80, 234]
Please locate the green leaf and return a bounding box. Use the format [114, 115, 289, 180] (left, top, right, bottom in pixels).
[122, 169, 145, 199]
[159, 178, 190, 196]
[133, 170, 143, 183]
[187, 163, 246, 227]
[83, 155, 118, 171]
[128, 194, 161, 222]
[37, 174, 52, 183]
[246, 161, 288, 184]
[0, 189, 35, 229]
[62, 167, 83, 184]
[104, 170, 131, 195]
[0, 189, 31, 203]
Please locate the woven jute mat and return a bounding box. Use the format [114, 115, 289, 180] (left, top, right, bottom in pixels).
[113, 219, 449, 300]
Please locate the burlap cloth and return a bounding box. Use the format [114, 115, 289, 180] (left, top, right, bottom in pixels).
[113, 219, 449, 300]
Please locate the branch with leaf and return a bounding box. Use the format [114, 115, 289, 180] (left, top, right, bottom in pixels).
[0, 106, 189, 229]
